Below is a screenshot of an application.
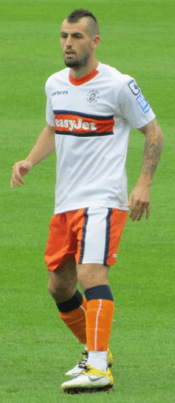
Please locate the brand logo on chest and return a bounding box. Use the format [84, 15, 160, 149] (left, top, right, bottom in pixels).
[51, 90, 68, 96]
[54, 111, 115, 137]
[55, 117, 96, 132]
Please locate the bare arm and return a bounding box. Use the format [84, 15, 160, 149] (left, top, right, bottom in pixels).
[11, 124, 55, 188]
[127, 118, 164, 221]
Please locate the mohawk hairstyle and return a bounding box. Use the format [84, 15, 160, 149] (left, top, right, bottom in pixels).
[67, 9, 99, 36]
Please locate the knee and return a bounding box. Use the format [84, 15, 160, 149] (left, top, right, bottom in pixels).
[48, 276, 66, 300]
[47, 277, 60, 300]
[47, 272, 76, 302]
[77, 264, 109, 292]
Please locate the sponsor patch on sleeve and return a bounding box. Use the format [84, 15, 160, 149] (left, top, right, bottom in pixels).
[128, 79, 140, 95]
[136, 93, 150, 114]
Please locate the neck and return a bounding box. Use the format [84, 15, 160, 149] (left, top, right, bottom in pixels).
[70, 59, 99, 79]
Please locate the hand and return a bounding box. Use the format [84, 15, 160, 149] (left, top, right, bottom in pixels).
[127, 184, 150, 221]
[11, 160, 32, 189]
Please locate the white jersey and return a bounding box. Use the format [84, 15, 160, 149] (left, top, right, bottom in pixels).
[45, 63, 155, 214]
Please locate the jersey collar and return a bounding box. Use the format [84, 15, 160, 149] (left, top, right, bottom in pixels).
[69, 69, 99, 86]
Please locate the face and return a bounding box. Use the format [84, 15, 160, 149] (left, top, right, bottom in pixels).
[60, 18, 96, 70]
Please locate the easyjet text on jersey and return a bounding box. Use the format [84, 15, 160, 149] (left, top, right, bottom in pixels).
[55, 118, 97, 132]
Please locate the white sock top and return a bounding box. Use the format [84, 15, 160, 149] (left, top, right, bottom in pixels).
[87, 351, 107, 372]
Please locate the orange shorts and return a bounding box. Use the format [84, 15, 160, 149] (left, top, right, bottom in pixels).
[44, 207, 127, 272]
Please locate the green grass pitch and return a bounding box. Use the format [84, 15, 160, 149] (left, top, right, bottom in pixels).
[0, 0, 175, 402]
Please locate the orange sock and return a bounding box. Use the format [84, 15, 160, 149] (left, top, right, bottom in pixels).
[59, 296, 87, 344]
[86, 299, 114, 351]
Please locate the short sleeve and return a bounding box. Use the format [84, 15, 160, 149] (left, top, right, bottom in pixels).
[118, 78, 156, 129]
[45, 79, 55, 127]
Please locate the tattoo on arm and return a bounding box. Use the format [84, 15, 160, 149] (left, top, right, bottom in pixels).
[142, 121, 164, 178]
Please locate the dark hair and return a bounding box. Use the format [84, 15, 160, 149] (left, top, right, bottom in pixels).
[67, 9, 99, 36]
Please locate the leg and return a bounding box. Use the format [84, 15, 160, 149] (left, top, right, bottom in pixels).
[61, 208, 127, 390]
[77, 263, 114, 371]
[77, 263, 109, 292]
[61, 262, 115, 391]
[48, 259, 87, 345]
[48, 259, 77, 304]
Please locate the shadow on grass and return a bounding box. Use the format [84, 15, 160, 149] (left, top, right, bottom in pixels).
[63, 386, 113, 394]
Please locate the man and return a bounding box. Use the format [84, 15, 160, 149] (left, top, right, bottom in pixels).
[11, 9, 164, 392]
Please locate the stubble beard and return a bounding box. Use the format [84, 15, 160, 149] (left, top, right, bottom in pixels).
[64, 50, 91, 71]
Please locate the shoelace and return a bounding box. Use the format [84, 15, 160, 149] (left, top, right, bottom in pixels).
[83, 365, 90, 373]
[78, 351, 88, 368]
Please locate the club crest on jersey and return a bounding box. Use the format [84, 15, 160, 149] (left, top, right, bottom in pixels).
[87, 90, 99, 103]
[128, 79, 140, 96]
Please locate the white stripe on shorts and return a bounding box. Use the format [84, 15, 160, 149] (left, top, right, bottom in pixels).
[80, 206, 111, 265]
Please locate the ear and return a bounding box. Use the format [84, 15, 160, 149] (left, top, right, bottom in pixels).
[92, 35, 100, 49]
